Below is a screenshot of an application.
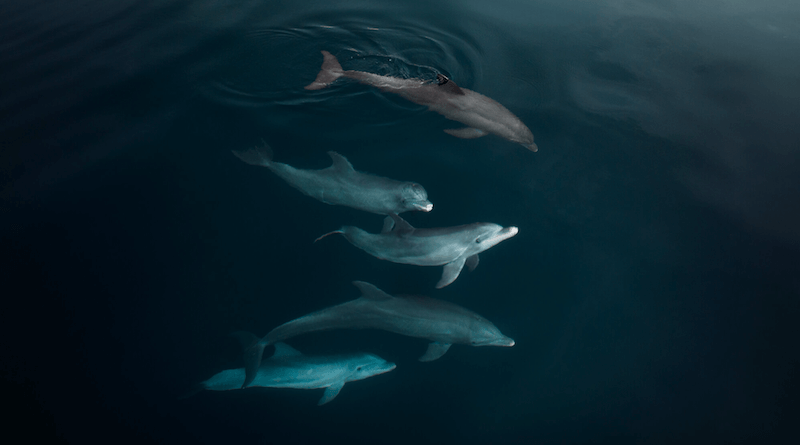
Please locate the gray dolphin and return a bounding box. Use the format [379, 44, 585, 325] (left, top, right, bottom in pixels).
[234, 281, 514, 388]
[305, 50, 538, 152]
[316, 213, 519, 288]
[200, 342, 395, 405]
[232, 143, 433, 215]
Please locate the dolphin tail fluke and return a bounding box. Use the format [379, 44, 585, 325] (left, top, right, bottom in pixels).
[231, 331, 267, 388]
[232, 141, 273, 167]
[177, 383, 205, 400]
[305, 50, 344, 90]
[314, 230, 344, 243]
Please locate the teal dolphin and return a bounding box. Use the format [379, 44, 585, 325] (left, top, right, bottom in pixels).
[201, 342, 395, 405]
[233, 144, 432, 215]
[317, 214, 518, 288]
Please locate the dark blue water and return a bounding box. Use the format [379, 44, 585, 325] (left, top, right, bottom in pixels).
[3, 0, 799, 443]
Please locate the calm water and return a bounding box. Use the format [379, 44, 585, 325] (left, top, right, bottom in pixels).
[2, 0, 799, 443]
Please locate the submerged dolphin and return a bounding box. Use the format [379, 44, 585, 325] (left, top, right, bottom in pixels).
[232, 143, 433, 215]
[316, 213, 518, 288]
[305, 50, 538, 152]
[235, 281, 514, 388]
[200, 342, 395, 405]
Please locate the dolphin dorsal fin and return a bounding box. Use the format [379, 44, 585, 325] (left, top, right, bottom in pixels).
[353, 281, 393, 301]
[327, 151, 355, 173]
[436, 74, 465, 95]
[388, 213, 414, 234]
[272, 342, 303, 358]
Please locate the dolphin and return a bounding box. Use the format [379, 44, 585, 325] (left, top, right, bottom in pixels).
[232, 143, 433, 215]
[234, 281, 514, 388]
[305, 50, 538, 152]
[200, 342, 395, 405]
[316, 213, 519, 288]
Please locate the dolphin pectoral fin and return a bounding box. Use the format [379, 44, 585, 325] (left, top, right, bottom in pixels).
[436, 257, 467, 288]
[419, 342, 452, 362]
[318, 381, 345, 405]
[327, 151, 355, 173]
[381, 215, 395, 233]
[466, 254, 479, 272]
[444, 127, 488, 139]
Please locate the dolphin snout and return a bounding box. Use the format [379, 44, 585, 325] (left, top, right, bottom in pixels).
[525, 142, 538, 152]
[499, 336, 515, 347]
[486, 336, 515, 347]
[414, 202, 434, 212]
[505, 226, 519, 236]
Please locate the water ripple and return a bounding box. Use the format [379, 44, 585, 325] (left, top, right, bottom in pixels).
[196, 13, 483, 130]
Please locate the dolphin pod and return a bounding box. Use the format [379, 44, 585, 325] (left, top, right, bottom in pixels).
[306, 50, 538, 152]
[194, 49, 532, 404]
[233, 281, 514, 388]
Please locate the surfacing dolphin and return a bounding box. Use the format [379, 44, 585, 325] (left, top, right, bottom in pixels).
[200, 342, 395, 405]
[305, 50, 538, 152]
[234, 281, 514, 388]
[232, 143, 433, 215]
[316, 213, 519, 288]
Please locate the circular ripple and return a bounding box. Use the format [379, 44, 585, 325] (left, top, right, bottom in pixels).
[195, 12, 483, 136]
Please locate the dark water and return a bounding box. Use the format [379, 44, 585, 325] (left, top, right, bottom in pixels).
[3, 0, 799, 443]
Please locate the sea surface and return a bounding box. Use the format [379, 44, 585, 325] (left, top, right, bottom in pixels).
[2, 0, 799, 443]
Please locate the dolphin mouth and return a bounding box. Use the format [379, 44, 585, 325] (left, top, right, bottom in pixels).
[484, 226, 519, 244]
[413, 202, 434, 212]
[491, 337, 515, 347]
[478, 337, 515, 347]
[378, 362, 397, 374]
[361, 361, 397, 377]
[525, 142, 538, 152]
[475, 226, 518, 250]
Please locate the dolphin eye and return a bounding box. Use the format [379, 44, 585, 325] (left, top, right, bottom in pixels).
[475, 238, 481, 243]
[357, 366, 362, 371]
